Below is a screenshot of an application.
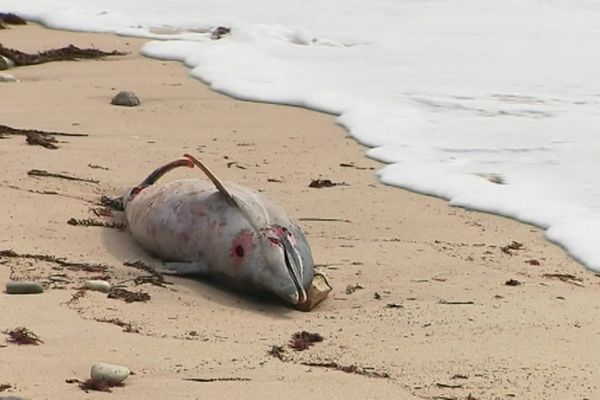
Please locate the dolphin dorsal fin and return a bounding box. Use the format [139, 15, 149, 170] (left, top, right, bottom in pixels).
[183, 153, 237, 207]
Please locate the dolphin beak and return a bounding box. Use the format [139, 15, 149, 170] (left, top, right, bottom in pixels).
[281, 237, 307, 305]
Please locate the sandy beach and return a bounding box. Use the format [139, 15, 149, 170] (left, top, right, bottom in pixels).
[1, 23, 600, 399]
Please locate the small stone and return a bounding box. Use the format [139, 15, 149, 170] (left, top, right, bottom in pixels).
[90, 363, 131, 384]
[110, 91, 140, 107]
[0, 56, 15, 71]
[0, 73, 18, 82]
[84, 280, 111, 293]
[5, 281, 44, 294]
[295, 272, 332, 312]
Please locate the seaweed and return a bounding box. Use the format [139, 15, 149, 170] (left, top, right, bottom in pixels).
[4, 327, 43, 345]
[0, 44, 126, 66]
[67, 218, 125, 230]
[0, 249, 109, 273]
[289, 331, 323, 351]
[28, 169, 98, 184]
[107, 288, 151, 303]
[301, 361, 390, 379]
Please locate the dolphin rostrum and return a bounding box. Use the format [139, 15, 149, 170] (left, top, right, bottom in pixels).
[123, 154, 314, 305]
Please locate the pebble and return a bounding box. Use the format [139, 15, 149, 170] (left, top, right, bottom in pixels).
[84, 280, 111, 293]
[90, 362, 131, 384]
[5, 281, 44, 294]
[0, 55, 14, 70]
[0, 72, 18, 82]
[110, 91, 140, 107]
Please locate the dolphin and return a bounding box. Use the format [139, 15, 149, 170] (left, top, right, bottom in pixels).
[122, 154, 314, 306]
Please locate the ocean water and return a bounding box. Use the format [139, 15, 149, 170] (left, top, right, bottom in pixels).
[4, 0, 600, 269]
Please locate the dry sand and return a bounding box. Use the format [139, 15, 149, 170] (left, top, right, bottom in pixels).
[1, 24, 599, 399]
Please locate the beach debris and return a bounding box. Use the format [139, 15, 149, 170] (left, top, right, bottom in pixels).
[67, 217, 125, 230]
[267, 177, 284, 183]
[542, 273, 583, 287]
[504, 279, 522, 286]
[123, 260, 169, 287]
[110, 91, 141, 107]
[210, 26, 231, 40]
[301, 361, 390, 379]
[95, 317, 139, 333]
[25, 131, 59, 149]
[91, 207, 113, 218]
[0, 72, 17, 82]
[298, 217, 351, 223]
[526, 259, 540, 266]
[436, 382, 464, 389]
[107, 287, 150, 303]
[374, 292, 382, 300]
[268, 345, 286, 361]
[4, 327, 43, 345]
[345, 283, 364, 295]
[438, 299, 474, 305]
[339, 162, 369, 170]
[385, 303, 403, 309]
[0, 55, 14, 70]
[309, 178, 347, 188]
[295, 272, 332, 311]
[67, 289, 87, 305]
[450, 374, 469, 380]
[183, 377, 250, 383]
[90, 362, 131, 385]
[5, 281, 44, 294]
[0, 44, 126, 67]
[84, 280, 111, 293]
[0, 249, 109, 273]
[0, 383, 11, 392]
[88, 163, 109, 170]
[226, 161, 247, 169]
[0, 13, 27, 25]
[477, 173, 505, 185]
[28, 169, 98, 184]
[501, 241, 524, 255]
[289, 331, 324, 351]
[0, 123, 88, 138]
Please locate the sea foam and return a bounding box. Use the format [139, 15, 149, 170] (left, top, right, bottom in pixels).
[4, 0, 600, 269]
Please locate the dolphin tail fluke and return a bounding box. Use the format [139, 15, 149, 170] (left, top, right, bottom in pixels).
[183, 153, 237, 207]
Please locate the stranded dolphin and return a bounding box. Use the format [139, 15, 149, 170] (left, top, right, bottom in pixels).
[122, 154, 314, 305]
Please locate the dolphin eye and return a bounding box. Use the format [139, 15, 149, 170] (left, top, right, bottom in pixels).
[235, 245, 244, 257]
[268, 237, 281, 245]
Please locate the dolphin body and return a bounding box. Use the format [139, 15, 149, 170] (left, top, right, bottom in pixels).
[123, 154, 314, 306]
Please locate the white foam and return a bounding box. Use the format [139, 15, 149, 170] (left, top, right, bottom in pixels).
[5, 0, 600, 269]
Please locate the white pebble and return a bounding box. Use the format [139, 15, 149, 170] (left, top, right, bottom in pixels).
[0, 72, 18, 82]
[90, 362, 131, 384]
[84, 280, 111, 293]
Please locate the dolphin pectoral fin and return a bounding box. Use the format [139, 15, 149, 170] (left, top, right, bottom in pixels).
[162, 261, 209, 275]
[183, 153, 237, 207]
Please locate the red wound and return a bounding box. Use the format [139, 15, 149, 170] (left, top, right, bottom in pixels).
[230, 229, 256, 267]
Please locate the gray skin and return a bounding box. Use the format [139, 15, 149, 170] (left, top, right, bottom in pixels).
[123, 155, 314, 305]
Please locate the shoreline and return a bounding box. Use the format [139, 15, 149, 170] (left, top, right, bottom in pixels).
[1, 23, 599, 399]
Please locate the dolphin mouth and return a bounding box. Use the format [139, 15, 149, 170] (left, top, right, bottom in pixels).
[281, 237, 307, 305]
